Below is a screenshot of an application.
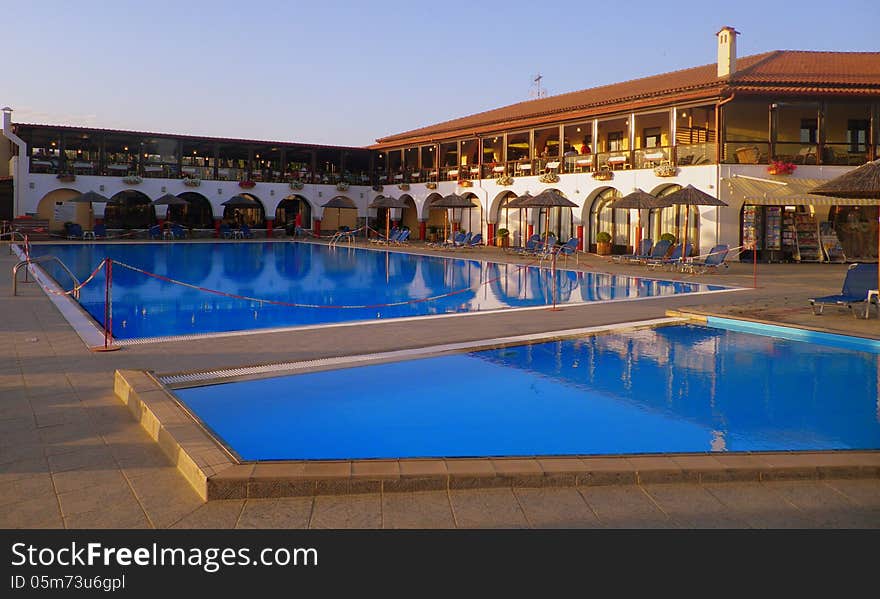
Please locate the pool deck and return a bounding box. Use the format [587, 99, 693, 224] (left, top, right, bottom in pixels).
[2, 239, 879, 529]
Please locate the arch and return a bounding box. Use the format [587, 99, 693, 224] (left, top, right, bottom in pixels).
[275, 194, 312, 231]
[168, 192, 213, 229]
[459, 192, 483, 236]
[492, 190, 525, 245]
[36, 188, 89, 233]
[222, 192, 265, 227]
[586, 187, 626, 253]
[422, 192, 448, 240]
[105, 190, 155, 230]
[534, 188, 573, 242]
[651, 184, 698, 246]
[398, 194, 419, 232]
[319, 195, 357, 231]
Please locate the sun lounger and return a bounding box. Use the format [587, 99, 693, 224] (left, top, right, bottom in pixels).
[613, 238, 653, 263]
[459, 232, 482, 249]
[390, 229, 410, 245]
[684, 244, 729, 274]
[634, 239, 671, 265]
[646, 242, 692, 270]
[517, 234, 543, 255]
[66, 223, 84, 239]
[809, 263, 878, 319]
[557, 237, 579, 264]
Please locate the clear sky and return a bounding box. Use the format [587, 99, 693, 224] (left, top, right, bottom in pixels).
[5, 0, 877, 147]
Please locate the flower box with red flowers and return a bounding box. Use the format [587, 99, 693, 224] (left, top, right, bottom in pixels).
[767, 160, 796, 175]
[239, 180, 256, 189]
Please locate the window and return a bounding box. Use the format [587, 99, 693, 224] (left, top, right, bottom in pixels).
[607, 131, 624, 152]
[799, 119, 817, 144]
[847, 120, 868, 152]
[643, 127, 661, 149]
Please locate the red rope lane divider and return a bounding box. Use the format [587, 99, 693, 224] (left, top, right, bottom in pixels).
[91, 258, 121, 352]
[109, 255, 547, 311]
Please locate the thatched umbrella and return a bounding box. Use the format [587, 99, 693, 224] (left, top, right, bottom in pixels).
[321, 195, 357, 231]
[151, 193, 189, 206]
[66, 190, 111, 203]
[661, 185, 727, 260]
[430, 193, 477, 243]
[611, 189, 671, 249]
[520, 189, 577, 246]
[368, 194, 408, 241]
[222, 194, 261, 209]
[811, 159, 880, 291]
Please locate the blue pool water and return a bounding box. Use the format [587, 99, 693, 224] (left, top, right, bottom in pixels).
[175, 324, 880, 460]
[31, 242, 727, 339]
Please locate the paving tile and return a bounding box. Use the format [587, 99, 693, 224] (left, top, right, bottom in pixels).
[579, 486, 675, 528]
[237, 497, 314, 529]
[170, 500, 245, 529]
[51, 467, 129, 495]
[0, 456, 49, 483]
[642, 484, 752, 528]
[383, 492, 456, 529]
[310, 494, 382, 529]
[763, 481, 880, 528]
[0, 472, 56, 508]
[824, 478, 880, 510]
[449, 489, 529, 528]
[514, 488, 601, 529]
[124, 469, 204, 528]
[0, 493, 63, 529]
[703, 482, 833, 529]
[58, 477, 137, 518]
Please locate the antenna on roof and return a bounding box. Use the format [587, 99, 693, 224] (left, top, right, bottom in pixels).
[529, 73, 547, 100]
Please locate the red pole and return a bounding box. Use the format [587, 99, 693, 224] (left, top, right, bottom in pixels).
[104, 259, 111, 349]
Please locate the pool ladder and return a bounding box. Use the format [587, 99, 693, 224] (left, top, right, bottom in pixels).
[13, 255, 81, 299]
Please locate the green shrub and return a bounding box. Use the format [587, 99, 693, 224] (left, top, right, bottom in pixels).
[497, 228, 510, 237]
[660, 232, 676, 243]
[596, 231, 612, 243]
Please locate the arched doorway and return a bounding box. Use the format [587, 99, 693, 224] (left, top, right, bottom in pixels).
[168, 192, 213, 229]
[275, 195, 312, 231]
[493, 191, 526, 246]
[459, 192, 482, 236]
[651, 184, 698, 246]
[105, 190, 155, 230]
[36, 189, 89, 233]
[222, 193, 265, 227]
[399, 194, 419, 232]
[588, 188, 626, 253]
[534, 188, 573, 242]
[423, 193, 448, 241]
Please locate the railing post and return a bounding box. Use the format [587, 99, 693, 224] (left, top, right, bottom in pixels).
[93, 259, 121, 352]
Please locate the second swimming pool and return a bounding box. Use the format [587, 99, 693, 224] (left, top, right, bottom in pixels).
[174, 323, 880, 461]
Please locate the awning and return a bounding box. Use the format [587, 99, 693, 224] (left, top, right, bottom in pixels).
[723, 176, 880, 206]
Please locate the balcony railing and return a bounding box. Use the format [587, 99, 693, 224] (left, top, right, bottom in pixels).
[675, 142, 715, 166]
[595, 150, 634, 171]
[722, 142, 771, 165]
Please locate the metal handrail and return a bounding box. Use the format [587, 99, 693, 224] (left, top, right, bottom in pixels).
[13, 255, 81, 299]
[2, 231, 28, 254]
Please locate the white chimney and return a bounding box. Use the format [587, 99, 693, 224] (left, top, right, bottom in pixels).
[716, 26, 739, 78]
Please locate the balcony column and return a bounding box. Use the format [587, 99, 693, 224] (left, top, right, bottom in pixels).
[670, 107, 677, 163]
[591, 120, 599, 171]
[817, 102, 825, 165]
[629, 113, 636, 157]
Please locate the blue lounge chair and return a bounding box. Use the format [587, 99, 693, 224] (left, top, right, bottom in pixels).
[453, 232, 473, 248]
[534, 234, 557, 259]
[557, 237, 579, 264]
[239, 223, 253, 239]
[634, 238, 671, 265]
[170, 223, 186, 240]
[391, 229, 411, 245]
[517, 234, 542, 255]
[613, 238, 653, 263]
[465, 232, 482, 248]
[66, 223, 84, 239]
[810, 263, 878, 319]
[685, 244, 729, 274]
[92, 223, 107, 239]
[148, 224, 162, 240]
[646, 242, 692, 270]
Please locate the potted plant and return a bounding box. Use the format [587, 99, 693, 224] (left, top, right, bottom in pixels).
[596, 231, 612, 255]
[767, 160, 796, 175]
[659, 232, 676, 244]
[539, 172, 560, 184]
[290, 180, 305, 190]
[496, 227, 510, 248]
[57, 173, 75, 182]
[425, 182, 437, 190]
[239, 180, 256, 189]
[336, 181, 350, 191]
[427, 225, 439, 242]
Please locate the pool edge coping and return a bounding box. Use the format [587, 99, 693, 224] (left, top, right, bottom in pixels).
[113, 320, 880, 501]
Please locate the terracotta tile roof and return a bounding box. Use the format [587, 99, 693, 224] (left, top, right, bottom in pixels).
[374, 51, 880, 148]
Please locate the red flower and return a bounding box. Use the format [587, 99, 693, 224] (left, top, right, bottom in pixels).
[239, 180, 256, 188]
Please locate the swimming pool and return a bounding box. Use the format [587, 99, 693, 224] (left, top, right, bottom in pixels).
[30, 242, 730, 340]
[174, 324, 880, 461]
